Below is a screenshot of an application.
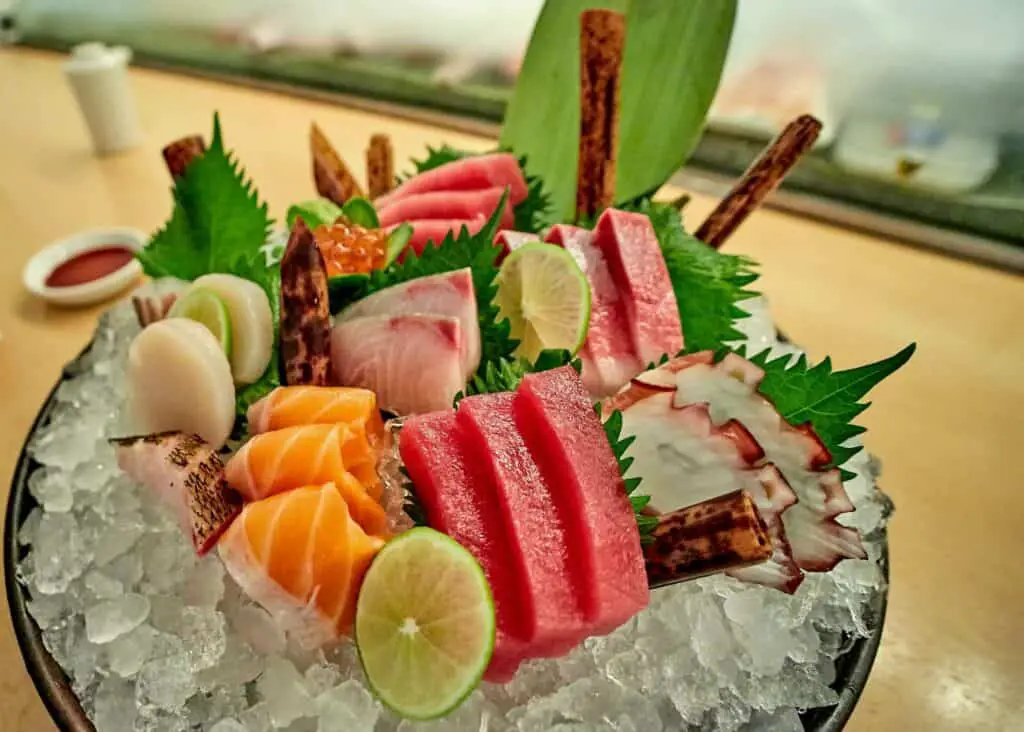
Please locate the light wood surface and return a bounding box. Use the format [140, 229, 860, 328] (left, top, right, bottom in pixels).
[1, 48, 1023, 732]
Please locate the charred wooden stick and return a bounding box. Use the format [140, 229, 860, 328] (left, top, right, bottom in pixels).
[162, 135, 207, 181]
[366, 134, 395, 200]
[645, 490, 772, 589]
[576, 9, 625, 221]
[280, 217, 334, 386]
[311, 123, 365, 206]
[695, 114, 822, 249]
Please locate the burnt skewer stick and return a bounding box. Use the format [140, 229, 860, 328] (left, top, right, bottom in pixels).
[644, 490, 772, 589]
[162, 135, 207, 181]
[366, 134, 395, 200]
[311, 122, 365, 206]
[695, 114, 822, 249]
[576, 9, 626, 221]
[280, 217, 334, 387]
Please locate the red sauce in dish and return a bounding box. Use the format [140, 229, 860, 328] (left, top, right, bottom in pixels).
[44, 246, 135, 288]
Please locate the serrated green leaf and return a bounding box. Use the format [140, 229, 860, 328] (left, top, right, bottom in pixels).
[400, 144, 471, 181]
[500, 0, 735, 221]
[598, 405, 653, 540]
[455, 348, 574, 404]
[749, 344, 916, 474]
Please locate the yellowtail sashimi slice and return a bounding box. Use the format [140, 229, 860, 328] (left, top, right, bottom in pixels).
[356, 527, 495, 720]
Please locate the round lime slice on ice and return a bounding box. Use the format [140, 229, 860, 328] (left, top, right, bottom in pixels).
[167, 286, 232, 358]
[494, 242, 591, 361]
[355, 527, 495, 720]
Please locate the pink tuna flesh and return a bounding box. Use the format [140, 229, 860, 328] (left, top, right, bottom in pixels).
[516, 366, 649, 633]
[494, 229, 538, 263]
[399, 411, 529, 682]
[591, 208, 683, 366]
[457, 393, 588, 657]
[337, 268, 481, 379]
[545, 224, 641, 397]
[393, 216, 486, 258]
[375, 153, 528, 210]
[330, 314, 465, 415]
[377, 187, 514, 230]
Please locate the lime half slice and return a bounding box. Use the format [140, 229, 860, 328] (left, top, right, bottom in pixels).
[355, 527, 495, 720]
[494, 242, 591, 361]
[167, 286, 232, 358]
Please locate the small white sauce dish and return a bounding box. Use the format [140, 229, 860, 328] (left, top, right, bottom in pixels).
[22, 227, 147, 307]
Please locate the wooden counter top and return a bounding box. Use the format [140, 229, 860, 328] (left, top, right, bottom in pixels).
[1, 48, 1022, 732]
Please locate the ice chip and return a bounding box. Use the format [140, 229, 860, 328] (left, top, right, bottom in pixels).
[315, 680, 380, 732]
[32, 512, 92, 594]
[210, 720, 248, 732]
[85, 570, 124, 599]
[107, 623, 158, 677]
[17, 506, 42, 546]
[258, 656, 312, 727]
[28, 468, 73, 512]
[232, 604, 288, 656]
[85, 593, 151, 644]
[137, 650, 197, 711]
[26, 593, 67, 630]
[304, 660, 342, 697]
[239, 702, 275, 732]
[179, 606, 227, 671]
[93, 675, 138, 731]
[184, 555, 226, 607]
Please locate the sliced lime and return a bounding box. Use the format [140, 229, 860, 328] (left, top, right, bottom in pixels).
[355, 527, 495, 720]
[167, 286, 232, 358]
[494, 242, 591, 361]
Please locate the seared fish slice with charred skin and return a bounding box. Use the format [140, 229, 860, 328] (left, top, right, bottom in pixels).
[280, 217, 334, 387]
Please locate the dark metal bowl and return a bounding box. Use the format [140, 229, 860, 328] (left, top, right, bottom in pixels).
[4, 343, 888, 732]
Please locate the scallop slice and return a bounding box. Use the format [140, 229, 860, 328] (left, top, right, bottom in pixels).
[127, 318, 236, 449]
[193, 273, 273, 385]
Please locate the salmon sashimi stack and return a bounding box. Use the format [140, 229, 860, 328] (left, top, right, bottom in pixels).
[219, 483, 384, 648]
[543, 209, 683, 397]
[400, 365, 648, 682]
[247, 385, 383, 437]
[225, 423, 387, 535]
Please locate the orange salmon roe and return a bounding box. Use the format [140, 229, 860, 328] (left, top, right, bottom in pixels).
[314, 220, 389, 277]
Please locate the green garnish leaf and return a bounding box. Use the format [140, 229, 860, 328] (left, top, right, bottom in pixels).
[453, 348, 573, 405]
[399, 466, 429, 528]
[597, 404, 654, 543]
[331, 189, 517, 377]
[501, 0, 736, 221]
[747, 343, 916, 479]
[385, 223, 413, 266]
[286, 198, 342, 231]
[341, 197, 380, 229]
[400, 144, 471, 181]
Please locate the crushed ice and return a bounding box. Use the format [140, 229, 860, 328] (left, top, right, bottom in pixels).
[15, 293, 892, 731]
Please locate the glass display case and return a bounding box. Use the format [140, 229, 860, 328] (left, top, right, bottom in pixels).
[8, 0, 1024, 268]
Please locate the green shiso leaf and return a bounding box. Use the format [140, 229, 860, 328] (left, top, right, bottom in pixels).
[341, 197, 380, 229]
[137, 113, 281, 419]
[453, 348, 573, 405]
[500, 0, 736, 222]
[330, 189, 517, 378]
[597, 404, 654, 543]
[744, 344, 916, 480]
[400, 144, 471, 181]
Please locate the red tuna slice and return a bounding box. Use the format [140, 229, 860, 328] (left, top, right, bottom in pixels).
[516, 366, 649, 635]
[375, 153, 529, 209]
[398, 411, 529, 682]
[494, 229, 538, 263]
[591, 208, 684, 366]
[330, 314, 465, 415]
[337, 268, 481, 380]
[457, 392, 588, 658]
[545, 224, 641, 397]
[377, 187, 514, 230]
[393, 216, 486, 258]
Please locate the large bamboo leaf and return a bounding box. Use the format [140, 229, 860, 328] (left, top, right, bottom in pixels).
[500, 0, 736, 222]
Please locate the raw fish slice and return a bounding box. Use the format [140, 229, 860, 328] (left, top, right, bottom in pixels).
[457, 393, 588, 657]
[225, 423, 386, 529]
[331, 314, 466, 416]
[337, 269, 481, 379]
[115, 432, 242, 556]
[545, 224, 641, 396]
[660, 352, 866, 572]
[494, 229, 537, 263]
[218, 483, 383, 648]
[516, 367, 649, 634]
[398, 411, 530, 683]
[591, 208, 683, 365]
[247, 386, 383, 437]
[393, 216, 486, 257]
[377, 187, 514, 230]
[374, 153, 529, 210]
[606, 382, 803, 593]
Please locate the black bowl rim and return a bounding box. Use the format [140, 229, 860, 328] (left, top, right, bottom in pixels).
[4, 340, 888, 732]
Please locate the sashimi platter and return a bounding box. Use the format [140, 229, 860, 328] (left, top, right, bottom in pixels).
[9, 8, 914, 732]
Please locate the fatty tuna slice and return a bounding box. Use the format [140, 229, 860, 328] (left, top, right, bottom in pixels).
[375, 153, 529, 209]
[494, 229, 537, 263]
[457, 393, 588, 658]
[377, 187, 514, 230]
[393, 216, 487, 258]
[591, 208, 683, 365]
[330, 314, 465, 415]
[545, 224, 641, 396]
[516, 366, 649, 634]
[336, 268, 481, 379]
[399, 411, 529, 682]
